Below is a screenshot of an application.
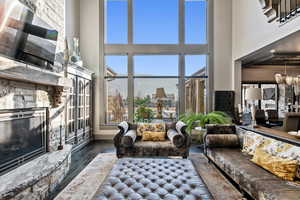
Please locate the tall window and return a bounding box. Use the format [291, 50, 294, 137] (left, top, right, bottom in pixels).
[103, 0, 209, 125]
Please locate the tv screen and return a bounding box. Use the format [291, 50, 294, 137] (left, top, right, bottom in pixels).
[0, 0, 58, 68]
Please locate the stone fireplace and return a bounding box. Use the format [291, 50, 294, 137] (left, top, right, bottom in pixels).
[0, 60, 73, 200]
[0, 108, 48, 175]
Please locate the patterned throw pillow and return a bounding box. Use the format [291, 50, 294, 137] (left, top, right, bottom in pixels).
[263, 140, 300, 179]
[243, 131, 300, 179]
[251, 148, 299, 181]
[142, 131, 166, 141]
[242, 131, 265, 155]
[137, 123, 166, 136]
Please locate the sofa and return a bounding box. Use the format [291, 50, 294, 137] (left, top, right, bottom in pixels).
[204, 125, 300, 200]
[114, 121, 191, 158]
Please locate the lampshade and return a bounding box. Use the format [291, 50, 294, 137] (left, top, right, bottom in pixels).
[155, 88, 167, 99]
[245, 88, 262, 101]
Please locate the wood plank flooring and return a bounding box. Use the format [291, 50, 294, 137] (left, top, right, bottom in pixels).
[49, 141, 204, 199]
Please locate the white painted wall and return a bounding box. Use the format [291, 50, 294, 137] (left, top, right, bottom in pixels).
[80, 0, 101, 135]
[65, 0, 80, 38]
[213, 0, 233, 91]
[232, 0, 300, 60]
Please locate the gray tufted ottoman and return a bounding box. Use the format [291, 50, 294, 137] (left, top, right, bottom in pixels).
[93, 158, 212, 200]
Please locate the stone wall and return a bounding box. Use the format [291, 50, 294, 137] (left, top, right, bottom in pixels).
[0, 145, 72, 200]
[0, 78, 66, 152]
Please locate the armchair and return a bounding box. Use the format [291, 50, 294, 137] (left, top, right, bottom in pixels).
[113, 121, 191, 158]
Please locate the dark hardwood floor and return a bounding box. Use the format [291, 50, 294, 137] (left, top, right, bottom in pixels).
[49, 141, 203, 199]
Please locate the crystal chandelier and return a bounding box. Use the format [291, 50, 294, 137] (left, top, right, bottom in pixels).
[274, 64, 300, 96]
[274, 64, 300, 86]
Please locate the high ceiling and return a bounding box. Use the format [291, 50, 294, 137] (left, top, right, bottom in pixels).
[242, 30, 300, 67]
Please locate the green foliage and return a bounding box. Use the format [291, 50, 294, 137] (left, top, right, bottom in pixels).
[134, 106, 154, 123]
[180, 111, 232, 133]
[135, 97, 151, 107]
[134, 97, 154, 122]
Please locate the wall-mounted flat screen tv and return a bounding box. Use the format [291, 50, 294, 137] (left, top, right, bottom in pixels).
[0, 0, 58, 68]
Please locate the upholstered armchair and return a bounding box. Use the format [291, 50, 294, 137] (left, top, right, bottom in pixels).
[113, 121, 191, 158]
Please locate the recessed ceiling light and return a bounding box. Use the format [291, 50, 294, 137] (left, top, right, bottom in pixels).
[270, 49, 276, 53]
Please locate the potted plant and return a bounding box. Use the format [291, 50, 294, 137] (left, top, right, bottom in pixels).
[179, 111, 232, 144]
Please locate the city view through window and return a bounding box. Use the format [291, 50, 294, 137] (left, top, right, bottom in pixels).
[104, 0, 208, 124]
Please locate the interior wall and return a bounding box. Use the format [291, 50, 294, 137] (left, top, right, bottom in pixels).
[232, 0, 300, 60]
[65, 0, 80, 39]
[80, 0, 101, 134]
[213, 0, 233, 91]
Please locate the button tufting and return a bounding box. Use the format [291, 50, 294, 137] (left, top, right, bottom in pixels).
[95, 158, 212, 200]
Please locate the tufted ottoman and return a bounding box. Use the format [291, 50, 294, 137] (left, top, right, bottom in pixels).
[93, 158, 212, 200]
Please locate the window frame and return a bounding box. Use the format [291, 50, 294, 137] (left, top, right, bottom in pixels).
[100, 0, 213, 127]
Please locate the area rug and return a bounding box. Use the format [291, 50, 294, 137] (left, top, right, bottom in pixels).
[93, 158, 212, 200]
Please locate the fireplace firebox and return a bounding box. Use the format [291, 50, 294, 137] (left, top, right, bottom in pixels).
[0, 108, 48, 175]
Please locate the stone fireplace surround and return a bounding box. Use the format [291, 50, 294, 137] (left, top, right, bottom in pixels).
[0, 60, 73, 200]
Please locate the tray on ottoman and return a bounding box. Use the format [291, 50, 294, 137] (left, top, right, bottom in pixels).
[93, 158, 212, 200]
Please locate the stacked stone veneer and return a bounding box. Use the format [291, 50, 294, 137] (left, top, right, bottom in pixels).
[0, 1, 70, 200]
[0, 78, 66, 152]
[0, 145, 72, 200]
[0, 77, 69, 200]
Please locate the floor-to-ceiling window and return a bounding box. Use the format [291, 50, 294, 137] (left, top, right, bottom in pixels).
[102, 0, 210, 125]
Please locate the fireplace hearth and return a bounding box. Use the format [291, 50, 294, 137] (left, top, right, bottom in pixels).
[0, 108, 48, 175]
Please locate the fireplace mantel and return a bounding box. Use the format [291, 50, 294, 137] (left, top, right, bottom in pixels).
[0, 59, 72, 88]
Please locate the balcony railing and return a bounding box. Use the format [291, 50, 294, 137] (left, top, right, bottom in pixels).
[259, 0, 300, 23]
[279, 0, 300, 23]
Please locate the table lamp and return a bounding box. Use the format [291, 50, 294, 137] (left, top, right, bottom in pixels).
[155, 88, 167, 119]
[245, 88, 262, 127]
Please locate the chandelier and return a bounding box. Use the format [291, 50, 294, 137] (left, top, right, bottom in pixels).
[274, 64, 300, 96]
[274, 64, 300, 86]
[274, 74, 300, 85]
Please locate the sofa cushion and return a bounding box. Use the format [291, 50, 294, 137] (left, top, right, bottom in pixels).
[207, 148, 300, 200]
[241, 130, 300, 179]
[206, 124, 236, 134]
[251, 148, 298, 181]
[137, 123, 166, 136]
[142, 131, 166, 141]
[205, 134, 240, 148]
[121, 130, 137, 147]
[167, 129, 185, 148]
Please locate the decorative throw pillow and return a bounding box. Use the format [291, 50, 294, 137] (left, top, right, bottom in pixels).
[118, 121, 129, 133]
[242, 131, 266, 155]
[142, 131, 166, 141]
[137, 123, 166, 136]
[262, 140, 300, 179]
[205, 134, 240, 148]
[167, 129, 185, 148]
[251, 148, 299, 181]
[175, 121, 186, 135]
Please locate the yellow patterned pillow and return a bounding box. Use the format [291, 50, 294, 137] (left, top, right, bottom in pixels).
[142, 131, 166, 141]
[137, 123, 166, 136]
[251, 148, 299, 181]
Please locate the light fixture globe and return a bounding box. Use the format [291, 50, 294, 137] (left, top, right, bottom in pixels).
[274, 73, 283, 84]
[286, 75, 294, 86]
[296, 75, 300, 85]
